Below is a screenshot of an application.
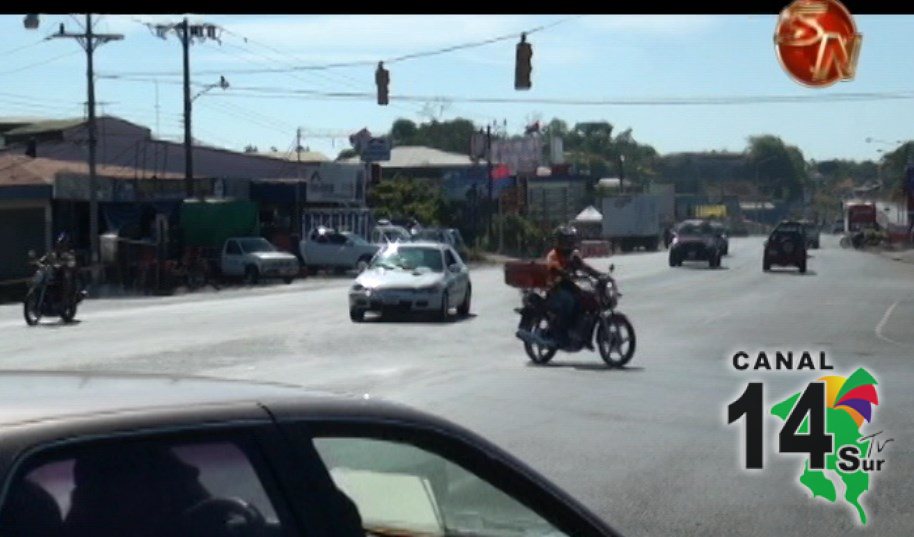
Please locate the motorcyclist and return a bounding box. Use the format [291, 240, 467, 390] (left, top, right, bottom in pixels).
[47, 232, 77, 303]
[545, 225, 606, 348]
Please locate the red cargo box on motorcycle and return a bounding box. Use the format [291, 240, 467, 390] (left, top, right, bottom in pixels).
[504, 260, 550, 289]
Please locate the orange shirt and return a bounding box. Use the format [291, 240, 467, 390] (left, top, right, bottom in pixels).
[546, 248, 579, 287]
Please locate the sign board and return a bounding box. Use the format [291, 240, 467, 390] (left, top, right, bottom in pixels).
[360, 137, 391, 162]
[492, 135, 542, 176]
[306, 163, 365, 204]
[695, 204, 727, 219]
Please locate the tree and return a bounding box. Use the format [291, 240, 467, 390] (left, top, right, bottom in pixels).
[390, 118, 418, 145]
[745, 135, 807, 201]
[243, 145, 258, 153]
[367, 175, 444, 226]
[336, 148, 358, 161]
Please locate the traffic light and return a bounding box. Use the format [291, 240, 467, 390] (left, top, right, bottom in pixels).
[375, 61, 389, 106]
[515, 33, 532, 90]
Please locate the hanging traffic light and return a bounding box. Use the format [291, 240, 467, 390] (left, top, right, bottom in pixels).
[375, 61, 389, 106]
[515, 33, 532, 90]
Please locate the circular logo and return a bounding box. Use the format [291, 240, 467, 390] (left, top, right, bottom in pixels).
[774, 0, 862, 87]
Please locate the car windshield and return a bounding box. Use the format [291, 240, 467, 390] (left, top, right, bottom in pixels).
[238, 238, 276, 253]
[377, 227, 411, 242]
[678, 223, 709, 235]
[371, 246, 443, 272]
[777, 224, 803, 234]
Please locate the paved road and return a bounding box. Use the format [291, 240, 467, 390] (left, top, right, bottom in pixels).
[1, 235, 912, 536]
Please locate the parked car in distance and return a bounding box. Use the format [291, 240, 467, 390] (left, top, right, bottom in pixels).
[764, 221, 808, 273]
[300, 226, 380, 274]
[221, 237, 299, 284]
[349, 241, 472, 322]
[668, 219, 723, 268]
[370, 223, 412, 245]
[412, 227, 469, 257]
[798, 219, 821, 249]
[0, 372, 622, 537]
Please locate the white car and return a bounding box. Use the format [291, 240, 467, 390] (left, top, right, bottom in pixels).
[299, 227, 380, 274]
[220, 237, 300, 284]
[348, 242, 472, 322]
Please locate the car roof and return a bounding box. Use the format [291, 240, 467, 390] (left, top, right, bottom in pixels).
[0, 371, 344, 428]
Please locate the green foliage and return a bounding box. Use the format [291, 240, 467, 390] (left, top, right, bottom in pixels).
[367, 175, 444, 226]
[493, 213, 551, 258]
[387, 117, 476, 154]
[336, 148, 358, 161]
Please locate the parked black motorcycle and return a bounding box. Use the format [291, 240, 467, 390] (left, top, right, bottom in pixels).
[23, 251, 86, 326]
[514, 265, 636, 367]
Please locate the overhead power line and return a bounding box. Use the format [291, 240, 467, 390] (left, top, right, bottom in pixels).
[98, 16, 580, 77]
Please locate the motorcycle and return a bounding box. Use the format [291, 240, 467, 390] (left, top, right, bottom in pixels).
[23, 250, 87, 326]
[514, 265, 636, 367]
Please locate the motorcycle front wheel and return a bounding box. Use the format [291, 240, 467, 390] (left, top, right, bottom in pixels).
[520, 314, 557, 365]
[23, 290, 42, 326]
[60, 301, 77, 323]
[596, 313, 636, 368]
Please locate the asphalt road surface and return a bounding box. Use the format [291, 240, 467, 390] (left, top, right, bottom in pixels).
[1, 235, 912, 537]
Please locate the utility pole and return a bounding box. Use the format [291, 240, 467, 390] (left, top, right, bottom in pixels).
[25, 14, 123, 275]
[486, 124, 494, 244]
[147, 19, 222, 199]
[296, 128, 303, 163]
[181, 18, 193, 198]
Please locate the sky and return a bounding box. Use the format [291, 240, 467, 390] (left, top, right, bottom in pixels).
[1, 14, 912, 163]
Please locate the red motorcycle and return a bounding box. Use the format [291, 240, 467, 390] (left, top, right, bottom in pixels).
[506, 262, 636, 367]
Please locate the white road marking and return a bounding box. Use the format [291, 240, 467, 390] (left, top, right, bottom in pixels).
[875, 300, 903, 346]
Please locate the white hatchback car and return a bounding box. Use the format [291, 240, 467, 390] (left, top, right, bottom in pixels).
[348, 242, 471, 322]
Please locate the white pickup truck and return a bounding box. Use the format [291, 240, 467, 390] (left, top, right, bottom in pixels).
[299, 227, 380, 274]
[221, 237, 300, 284]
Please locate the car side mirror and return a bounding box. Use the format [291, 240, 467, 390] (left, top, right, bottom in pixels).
[346, 239, 354, 246]
[448, 263, 461, 273]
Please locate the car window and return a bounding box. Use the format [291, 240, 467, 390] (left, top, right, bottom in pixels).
[328, 234, 348, 245]
[226, 240, 241, 255]
[444, 249, 457, 267]
[312, 437, 571, 537]
[239, 238, 276, 253]
[0, 434, 292, 537]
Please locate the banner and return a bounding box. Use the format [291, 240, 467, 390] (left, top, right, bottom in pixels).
[305, 163, 365, 204]
[491, 135, 543, 176]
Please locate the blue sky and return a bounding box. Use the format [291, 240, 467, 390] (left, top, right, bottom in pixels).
[1, 14, 911, 162]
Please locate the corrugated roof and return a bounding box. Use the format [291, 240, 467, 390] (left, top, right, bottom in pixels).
[258, 150, 329, 163]
[0, 153, 185, 187]
[4, 118, 86, 137]
[342, 145, 473, 168]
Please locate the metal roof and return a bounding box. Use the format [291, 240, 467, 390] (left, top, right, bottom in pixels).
[342, 145, 474, 168]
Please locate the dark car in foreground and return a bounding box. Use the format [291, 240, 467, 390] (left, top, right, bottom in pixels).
[764, 221, 808, 273]
[669, 219, 723, 268]
[0, 372, 619, 537]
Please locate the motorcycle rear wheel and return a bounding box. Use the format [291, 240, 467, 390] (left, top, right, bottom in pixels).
[23, 290, 42, 326]
[521, 314, 557, 365]
[597, 314, 636, 368]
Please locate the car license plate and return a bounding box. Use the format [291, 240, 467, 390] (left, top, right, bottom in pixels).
[382, 294, 402, 305]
